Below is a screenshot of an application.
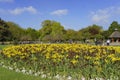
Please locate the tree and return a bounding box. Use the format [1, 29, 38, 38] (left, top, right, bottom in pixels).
[39, 20, 52, 40]
[88, 24, 103, 39]
[0, 18, 11, 41]
[79, 24, 103, 39]
[65, 29, 78, 41]
[101, 30, 110, 39]
[79, 27, 91, 40]
[39, 20, 65, 42]
[20, 34, 32, 41]
[108, 21, 120, 34]
[50, 21, 65, 42]
[25, 27, 39, 40]
[7, 21, 25, 40]
[88, 25, 102, 35]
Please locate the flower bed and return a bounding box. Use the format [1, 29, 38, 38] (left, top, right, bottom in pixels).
[0, 44, 120, 79]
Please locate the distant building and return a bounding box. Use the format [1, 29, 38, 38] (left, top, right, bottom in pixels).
[109, 28, 120, 42]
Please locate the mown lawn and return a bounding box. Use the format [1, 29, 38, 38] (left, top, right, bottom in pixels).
[0, 45, 10, 50]
[0, 66, 51, 80]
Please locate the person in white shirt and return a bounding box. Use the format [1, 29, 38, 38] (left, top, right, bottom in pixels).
[106, 39, 110, 46]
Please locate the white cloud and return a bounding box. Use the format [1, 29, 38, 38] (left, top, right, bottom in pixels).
[0, 0, 14, 3]
[91, 11, 110, 24]
[9, 6, 37, 15]
[50, 9, 68, 16]
[90, 6, 120, 25]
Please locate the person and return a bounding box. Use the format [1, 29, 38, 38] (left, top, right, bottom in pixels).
[94, 38, 97, 45]
[106, 39, 110, 46]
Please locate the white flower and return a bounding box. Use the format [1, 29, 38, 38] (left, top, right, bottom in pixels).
[0, 62, 4, 66]
[37, 71, 41, 75]
[21, 69, 26, 73]
[2, 65, 7, 68]
[8, 66, 13, 70]
[67, 76, 72, 80]
[55, 74, 60, 79]
[29, 70, 33, 74]
[81, 76, 85, 80]
[15, 68, 20, 72]
[34, 73, 38, 76]
[41, 74, 46, 78]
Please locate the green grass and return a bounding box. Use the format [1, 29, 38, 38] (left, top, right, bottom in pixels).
[0, 45, 10, 50]
[0, 66, 51, 80]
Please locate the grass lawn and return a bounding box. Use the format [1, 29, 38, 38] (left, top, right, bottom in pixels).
[0, 45, 10, 50]
[0, 66, 51, 80]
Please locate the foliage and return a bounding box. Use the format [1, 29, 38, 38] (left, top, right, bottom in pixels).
[79, 24, 103, 40]
[7, 22, 39, 41]
[7, 22, 25, 40]
[101, 30, 110, 39]
[40, 20, 52, 40]
[108, 21, 120, 34]
[65, 29, 78, 41]
[0, 18, 11, 41]
[1, 18, 120, 42]
[25, 27, 39, 41]
[40, 20, 65, 42]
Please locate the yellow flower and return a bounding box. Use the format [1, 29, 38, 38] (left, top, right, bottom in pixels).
[75, 55, 79, 59]
[70, 59, 78, 65]
[94, 61, 100, 65]
[105, 59, 109, 63]
[112, 57, 120, 62]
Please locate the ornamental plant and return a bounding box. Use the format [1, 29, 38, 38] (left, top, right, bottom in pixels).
[0, 44, 120, 79]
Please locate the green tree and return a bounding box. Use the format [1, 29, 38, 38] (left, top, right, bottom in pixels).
[40, 20, 65, 42]
[88, 25, 102, 35]
[108, 21, 120, 34]
[79, 27, 91, 40]
[88, 24, 103, 39]
[76, 30, 83, 41]
[50, 21, 65, 42]
[40, 20, 52, 40]
[101, 30, 110, 39]
[65, 29, 77, 41]
[7, 22, 25, 40]
[0, 18, 11, 41]
[25, 27, 39, 40]
[79, 24, 103, 39]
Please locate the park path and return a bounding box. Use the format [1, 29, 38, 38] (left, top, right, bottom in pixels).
[110, 42, 120, 46]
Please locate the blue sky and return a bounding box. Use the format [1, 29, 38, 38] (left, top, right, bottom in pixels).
[0, 0, 120, 30]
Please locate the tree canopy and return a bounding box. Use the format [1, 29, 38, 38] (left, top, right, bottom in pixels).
[40, 20, 65, 42]
[0, 18, 120, 43]
[108, 21, 120, 33]
[0, 18, 11, 41]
